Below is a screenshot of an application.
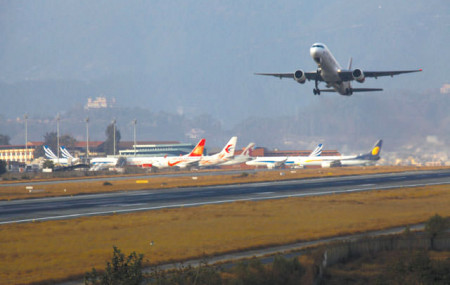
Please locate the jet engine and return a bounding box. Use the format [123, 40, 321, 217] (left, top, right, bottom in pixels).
[321, 160, 342, 168]
[352, 69, 365, 83]
[294, 70, 306, 84]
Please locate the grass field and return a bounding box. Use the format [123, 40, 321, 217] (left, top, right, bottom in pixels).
[0, 166, 448, 201]
[0, 184, 449, 284]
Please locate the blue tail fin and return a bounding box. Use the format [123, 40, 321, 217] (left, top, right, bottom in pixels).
[358, 139, 382, 160]
[43, 145, 58, 159]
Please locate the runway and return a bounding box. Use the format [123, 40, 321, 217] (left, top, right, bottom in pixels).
[1, 169, 449, 224]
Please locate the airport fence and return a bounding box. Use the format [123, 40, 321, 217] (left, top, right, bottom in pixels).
[313, 232, 450, 284]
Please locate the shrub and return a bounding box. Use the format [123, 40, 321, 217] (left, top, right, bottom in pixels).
[425, 214, 448, 249]
[425, 214, 448, 238]
[0, 160, 6, 175]
[85, 246, 144, 285]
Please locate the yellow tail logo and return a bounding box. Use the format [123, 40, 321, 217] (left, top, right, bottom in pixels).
[372, 146, 380, 156]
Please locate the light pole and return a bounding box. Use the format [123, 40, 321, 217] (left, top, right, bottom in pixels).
[56, 113, 60, 165]
[132, 119, 137, 157]
[85, 117, 90, 161]
[112, 118, 116, 156]
[24, 113, 28, 164]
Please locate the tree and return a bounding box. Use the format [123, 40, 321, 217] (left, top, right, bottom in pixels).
[85, 246, 144, 285]
[0, 134, 10, 145]
[0, 160, 7, 175]
[103, 123, 121, 155]
[425, 214, 448, 249]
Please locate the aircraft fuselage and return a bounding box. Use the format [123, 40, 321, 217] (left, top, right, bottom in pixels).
[310, 43, 352, 95]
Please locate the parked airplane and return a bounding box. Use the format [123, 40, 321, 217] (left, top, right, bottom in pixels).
[245, 156, 287, 169]
[43, 145, 71, 165]
[246, 143, 323, 169]
[126, 138, 206, 169]
[288, 143, 323, 167]
[220, 142, 256, 166]
[60, 146, 75, 160]
[89, 157, 119, 171]
[294, 140, 383, 168]
[199, 136, 237, 167]
[255, 43, 422, 95]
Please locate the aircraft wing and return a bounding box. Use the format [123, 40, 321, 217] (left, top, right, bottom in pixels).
[337, 69, 422, 81]
[254, 72, 320, 80]
[320, 88, 383, 93]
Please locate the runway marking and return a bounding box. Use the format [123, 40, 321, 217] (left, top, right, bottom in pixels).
[359, 184, 376, 187]
[391, 176, 406, 180]
[0, 181, 449, 225]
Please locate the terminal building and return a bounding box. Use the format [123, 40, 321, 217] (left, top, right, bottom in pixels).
[118, 141, 199, 157]
[0, 142, 41, 163]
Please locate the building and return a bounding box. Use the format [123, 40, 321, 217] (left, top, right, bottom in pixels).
[0, 142, 42, 163]
[250, 147, 340, 157]
[118, 141, 199, 157]
[440, 84, 450, 94]
[84, 96, 116, 110]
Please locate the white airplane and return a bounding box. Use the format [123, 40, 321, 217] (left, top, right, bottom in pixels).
[294, 140, 383, 168]
[43, 145, 78, 165]
[245, 143, 323, 169]
[220, 142, 256, 166]
[245, 156, 287, 169]
[256, 43, 422, 95]
[89, 157, 119, 171]
[199, 136, 237, 167]
[126, 138, 206, 169]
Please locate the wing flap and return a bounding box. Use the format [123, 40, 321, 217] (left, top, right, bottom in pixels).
[255, 72, 319, 80]
[351, 88, 383, 92]
[364, 69, 422, 78]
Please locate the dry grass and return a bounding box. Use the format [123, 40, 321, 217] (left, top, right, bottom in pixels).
[0, 184, 449, 284]
[0, 166, 448, 200]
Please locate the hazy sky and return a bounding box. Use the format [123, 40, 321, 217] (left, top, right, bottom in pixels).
[1, 0, 449, 125]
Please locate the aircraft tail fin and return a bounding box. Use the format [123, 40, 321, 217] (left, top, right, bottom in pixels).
[60, 146, 74, 159]
[188, 139, 206, 157]
[43, 145, 58, 159]
[309, 143, 323, 157]
[241, 143, 255, 157]
[218, 136, 237, 158]
[348, 57, 353, 70]
[358, 139, 383, 160]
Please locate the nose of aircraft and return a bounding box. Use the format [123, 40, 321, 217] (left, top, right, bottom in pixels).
[310, 43, 325, 64]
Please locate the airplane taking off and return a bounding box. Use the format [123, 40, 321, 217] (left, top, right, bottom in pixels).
[199, 136, 237, 167]
[255, 43, 422, 95]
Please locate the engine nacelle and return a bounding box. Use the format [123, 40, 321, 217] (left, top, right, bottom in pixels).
[352, 68, 365, 83]
[294, 70, 306, 84]
[321, 160, 342, 168]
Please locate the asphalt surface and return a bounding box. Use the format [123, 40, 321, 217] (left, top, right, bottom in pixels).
[1, 169, 449, 224]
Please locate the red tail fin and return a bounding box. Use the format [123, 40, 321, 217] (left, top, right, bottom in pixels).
[188, 139, 206, 157]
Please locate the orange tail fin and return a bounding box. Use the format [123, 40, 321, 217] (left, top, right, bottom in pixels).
[188, 138, 206, 157]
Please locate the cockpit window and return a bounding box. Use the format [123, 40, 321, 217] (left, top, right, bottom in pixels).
[312, 44, 324, 49]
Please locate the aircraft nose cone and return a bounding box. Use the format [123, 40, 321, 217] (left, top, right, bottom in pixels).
[310, 47, 322, 64]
